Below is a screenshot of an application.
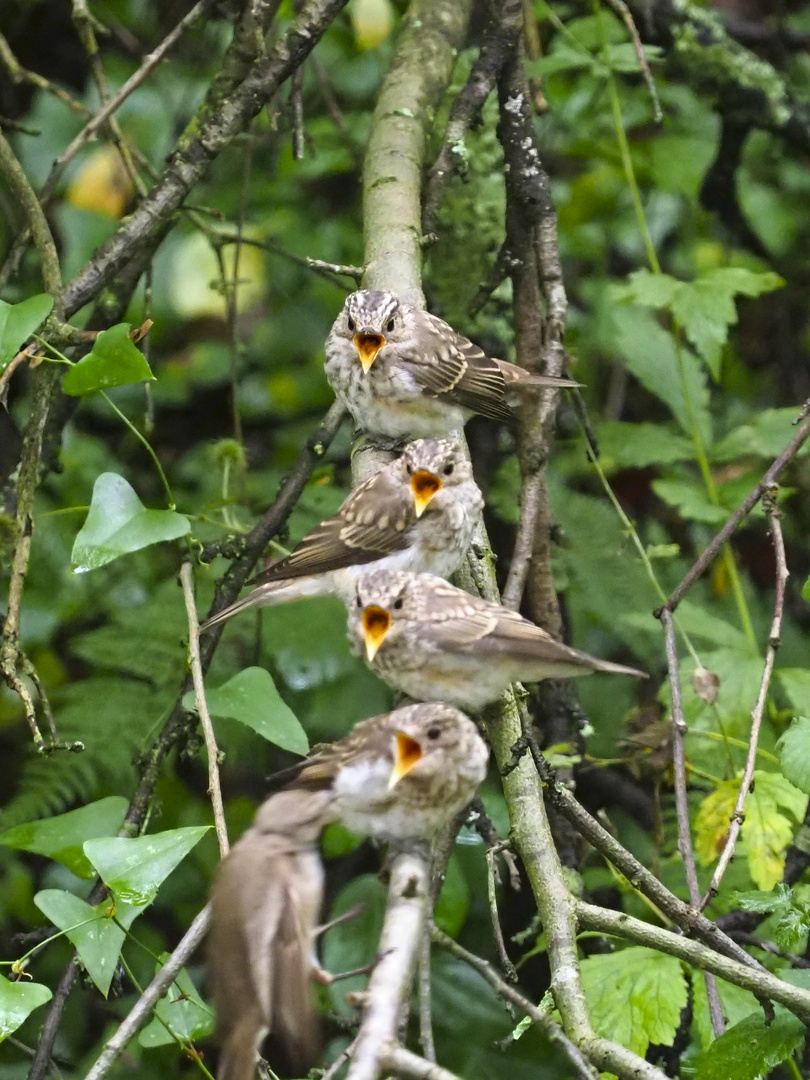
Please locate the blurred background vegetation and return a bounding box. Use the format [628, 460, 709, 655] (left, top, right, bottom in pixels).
[2, 0, 810, 1075]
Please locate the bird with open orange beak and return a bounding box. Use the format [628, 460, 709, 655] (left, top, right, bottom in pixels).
[200, 438, 482, 631]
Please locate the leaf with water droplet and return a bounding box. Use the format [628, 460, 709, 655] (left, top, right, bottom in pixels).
[0, 976, 52, 1042]
[83, 826, 210, 906]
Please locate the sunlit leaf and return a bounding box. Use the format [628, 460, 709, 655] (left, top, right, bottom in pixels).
[696, 1009, 803, 1080]
[0, 977, 52, 1043]
[83, 827, 210, 906]
[71, 473, 189, 572]
[777, 717, 810, 795]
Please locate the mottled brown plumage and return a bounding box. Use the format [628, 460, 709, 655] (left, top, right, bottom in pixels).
[324, 289, 579, 439]
[346, 570, 646, 710]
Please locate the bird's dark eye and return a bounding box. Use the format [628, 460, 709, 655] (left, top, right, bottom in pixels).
[443, 463, 454, 476]
[393, 597, 404, 610]
[356, 595, 362, 607]
[427, 726, 441, 740]
[347, 316, 356, 332]
[386, 317, 395, 333]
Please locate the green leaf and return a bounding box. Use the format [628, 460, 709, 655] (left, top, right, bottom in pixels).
[777, 717, 810, 795]
[0, 293, 54, 371]
[777, 669, 810, 714]
[803, 575, 810, 603]
[608, 301, 711, 444]
[0, 796, 129, 878]
[675, 600, 754, 653]
[34, 890, 145, 996]
[183, 667, 308, 756]
[62, 323, 155, 396]
[594, 421, 694, 470]
[579, 947, 687, 1056]
[434, 854, 470, 938]
[0, 976, 52, 1043]
[83, 826, 210, 906]
[323, 874, 387, 1016]
[652, 478, 728, 524]
[713, 408, 810, 463]
[139, 960, 214, 1046]
[71, 473, 189, 572]
[695, 1009, 804, 1080]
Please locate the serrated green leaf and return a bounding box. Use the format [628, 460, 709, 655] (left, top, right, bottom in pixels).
[62, 323, 155, 395]
[652, 477, 728, 524]
[713, 408, 810, 464]
[619, 270, 681, 309]
[34, 890, 145, 996]
[0, 293, 54, 371]
[139, 960, 213, 1046]
[579, 947, 687, 1056]
[183, 667, 308, 756]
[72, 473, 189, 572]
[595, 421, 695, 470]
[695, 1009, 803, 1080]
[83, 826, 210, 906]
[608, 301, 711, 444]
[675, 600, 754, 653]
[777, 717, 810, 795]
[0, 796, 128, 878]
[0, 976, 52, 1043]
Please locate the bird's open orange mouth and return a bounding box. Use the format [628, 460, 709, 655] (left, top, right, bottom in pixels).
[354, 333, 385, 372]
[410, 470, 443, 518]
[362, 605, 391, 662]
[388, 731, 423, 789]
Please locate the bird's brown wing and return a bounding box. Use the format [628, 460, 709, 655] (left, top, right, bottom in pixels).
[251, 470, 415, 584]
[280, 714, 394, 791]
[402, 316, 514, 423]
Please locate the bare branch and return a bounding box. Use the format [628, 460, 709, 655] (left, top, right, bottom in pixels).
[180, 563, 229, 858]
[701, 490, 789, 907]
[381, 1046, 463, 1080]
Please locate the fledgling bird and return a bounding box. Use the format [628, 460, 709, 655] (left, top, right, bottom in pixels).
[290, 701, 489, 842]
[324, 289, 579, 440]
[201, 438, 482, 631]
[208, 788, 331, 1080]
[208, 704, 487, 1080]
[346, 570, 647, 711]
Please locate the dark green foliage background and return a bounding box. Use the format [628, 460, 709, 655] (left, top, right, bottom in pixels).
[2, 0, 810, 1076]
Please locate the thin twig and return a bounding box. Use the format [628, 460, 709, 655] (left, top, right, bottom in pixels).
[305, 257, 365, 281]
[292, 64, 306, 159]
[659, 398, 810, 613]
[417, 922, 435, 1061]
[0, 31, 88, 115]
[180, 563, 229, 858]
[430, 925, 600, 1080]
[381, 1046, 463, 1080]
[727, 931, 810, 969]
[82, 906, 211, 1080]
[485, 846, 517, 980]
[701, 490, 788, 907]
[600, 0, 662, 122]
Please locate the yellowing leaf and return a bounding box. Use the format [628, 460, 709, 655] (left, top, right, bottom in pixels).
[694, 780, 736, 865]
[67, 146, 133, 219]
[351, 0, 394, 50]
[168, 231, 265, 319]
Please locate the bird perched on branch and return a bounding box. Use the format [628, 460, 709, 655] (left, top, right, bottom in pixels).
[201, 438, 482, 631]
[208, 704, 487, 1080]
[324, 289, 579, 440]
[347, 570, 646, 711]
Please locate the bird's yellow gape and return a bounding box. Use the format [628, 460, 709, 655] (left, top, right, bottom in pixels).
[353, 332, 385, 372]
[410, 470, 442, 518]
[362, 604, 392, 661]
[388, 731, 424, 789]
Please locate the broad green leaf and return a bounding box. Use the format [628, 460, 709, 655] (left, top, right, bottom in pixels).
[777, 669, 810, 714]
[608, 301, 711, 445]
[71, 473, 189, 572]
[803, 575, 810, 603]
[323, 874, 387, 1016]
[526, 48, 597, 77]
[695, 780, 738, 866]
[34, 890, 145, 996]
[695, 1009, 804, 1080]
[0, 976, 52, 1043]
[0, 796, 128, 878]
[83, 826, 210, 906]
[692, 977, 760, 1049]
[139, 960, 213, 1046]
[604, 41, 663, 73]
[579, 947, 687, 1055]
[675, 600, 753, 653]
[62, 323, 155, 396]
[713, 408, 810, 463]
[620, 268, 783, 378]
[594, 421, 694, 470]
[183, 667, 308, 756]
[434, 854, 469, 938]
[0, 293, 54, 371]
[777, 717, 810, 795]
[652, 478, 728, 524]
